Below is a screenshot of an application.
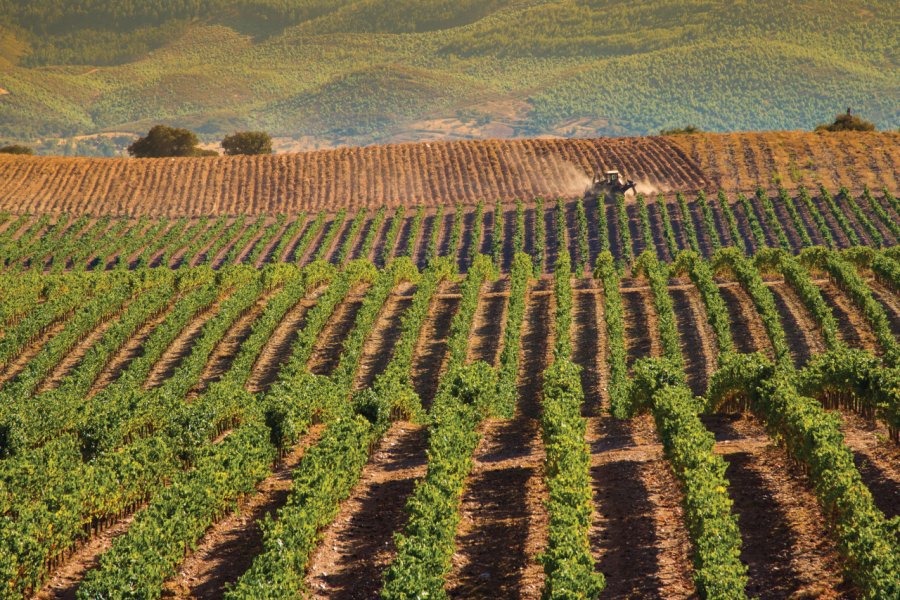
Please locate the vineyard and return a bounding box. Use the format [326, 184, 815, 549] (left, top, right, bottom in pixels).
[0, 173, 899, 599]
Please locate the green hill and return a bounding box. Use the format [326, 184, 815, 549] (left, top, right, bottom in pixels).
[0, 0, 897, 154]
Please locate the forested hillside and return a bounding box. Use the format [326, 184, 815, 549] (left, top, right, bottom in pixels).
[0, 0, 897, 153]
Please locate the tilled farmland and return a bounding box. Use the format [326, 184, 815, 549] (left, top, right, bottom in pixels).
[0, 180, 899, 600]
[0, 132, 898, 216]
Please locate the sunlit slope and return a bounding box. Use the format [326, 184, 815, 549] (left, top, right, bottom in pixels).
[0, 0, 897, 144]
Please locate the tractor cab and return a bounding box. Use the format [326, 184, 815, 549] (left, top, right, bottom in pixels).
[587, 169, 637, 196]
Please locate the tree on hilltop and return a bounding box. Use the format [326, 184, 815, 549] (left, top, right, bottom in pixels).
[221, 131, 273, 155]
[815, 108, 875, 132]
[0, 144, 34, 155]
[660, 125, 702, 136]
[127, 125, 214, 158]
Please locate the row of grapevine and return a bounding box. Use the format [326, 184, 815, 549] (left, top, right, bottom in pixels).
[229, 259, 454, 597]
[0, 270, 178, 454]
[657, 193, 679, 257]
[737, 194, 766, 250]
[135, 217, 188, 269]
[380, 255, 497, 597]
[79, 261, 396, 597]
[672, 251, 735, 357]
[220, 214, 266, 267]
[675, 192, 700, 253]
[575, 198, 590, 272]
[513, 200, 525, 255]
[713, 248, 791, 366]
[404, 205, 425, 259]
[633, 360, 749, 597]
[175, 215, 227, 267]
[864, 187, 900, 239]
[425, 205, 445, 266]
[594, 252, 629, 418]
[800, 248, 898, 364]
[634, 252, 683, 371]
[313, 209, 348, 263]
[755, 188, 791, 251]
[778, 187, 813, 247]
[635, 193, 654, 253]
[755, 249, 841, 350]
[533, 197, 546, 275]
[716, 190, 746, 254]
[467, 201, 485, 268]
[799, 186, 835, 249]
[492, 201, 504, 268]
[245, 214, 289, 267]
[696, 191, 722, 250]
[614, 194, 633, 266]
[840, 188, 882, 248]
[358, 207, 386, 260]
[265, 213, 306, 265]
[707, 357, 900, 598]
[380, 206, 405, 266]
[447, 203, 463, 266]
[335, 208, 367, 265]
[495, 253, 532, 417]
[539, 250, 605, 597]
[287, 212, 325, 263]
[820, 186, 861, 246]
[594, 195, 610, 255]
[795, 348, 899, 440]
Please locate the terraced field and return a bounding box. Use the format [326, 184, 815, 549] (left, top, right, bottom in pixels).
[0, 159, 899, 599]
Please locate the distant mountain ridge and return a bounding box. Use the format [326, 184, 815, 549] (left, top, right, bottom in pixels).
[0, 1, 897, 154]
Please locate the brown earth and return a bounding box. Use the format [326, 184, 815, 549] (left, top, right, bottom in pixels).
[161, 427, 324, 599]
[1, 132, 896, 216]
[703, 414, 852, 599]
[447, 282, 547, 599]
[305, 422, 428, 599]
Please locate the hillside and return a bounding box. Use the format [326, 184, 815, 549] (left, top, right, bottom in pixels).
[0, 0, 898, 153]
[0, 131, 896, 216]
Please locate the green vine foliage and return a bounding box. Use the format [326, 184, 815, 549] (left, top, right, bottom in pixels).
[863, 187, 900, 239]
[737, 193, 766, 251]
[778, 188, 813, 248]
[657, 194, 679, 258]
[800, 247, 898, 365]
[575, 198, 590, 273]
[798, 185, 834, 249]
[820, 186, 860, 246]
[706, 360, 900, 599]
[596, 194, 610, 254]
[840, 187, 883, 248]
[534, 197, 546, 276]
[594, 251, 629, 418]
[492, 201, 504, 269]
[696, 191, 722, 251]
[614, 193, 633, 267]
[675, 192, 700, 253]
[635, 193, 654, 254]
[540, 248, 605, 599]
[716, 191, 747, 254]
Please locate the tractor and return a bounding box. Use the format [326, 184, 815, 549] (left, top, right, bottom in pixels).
[586, 170, 636, 197]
